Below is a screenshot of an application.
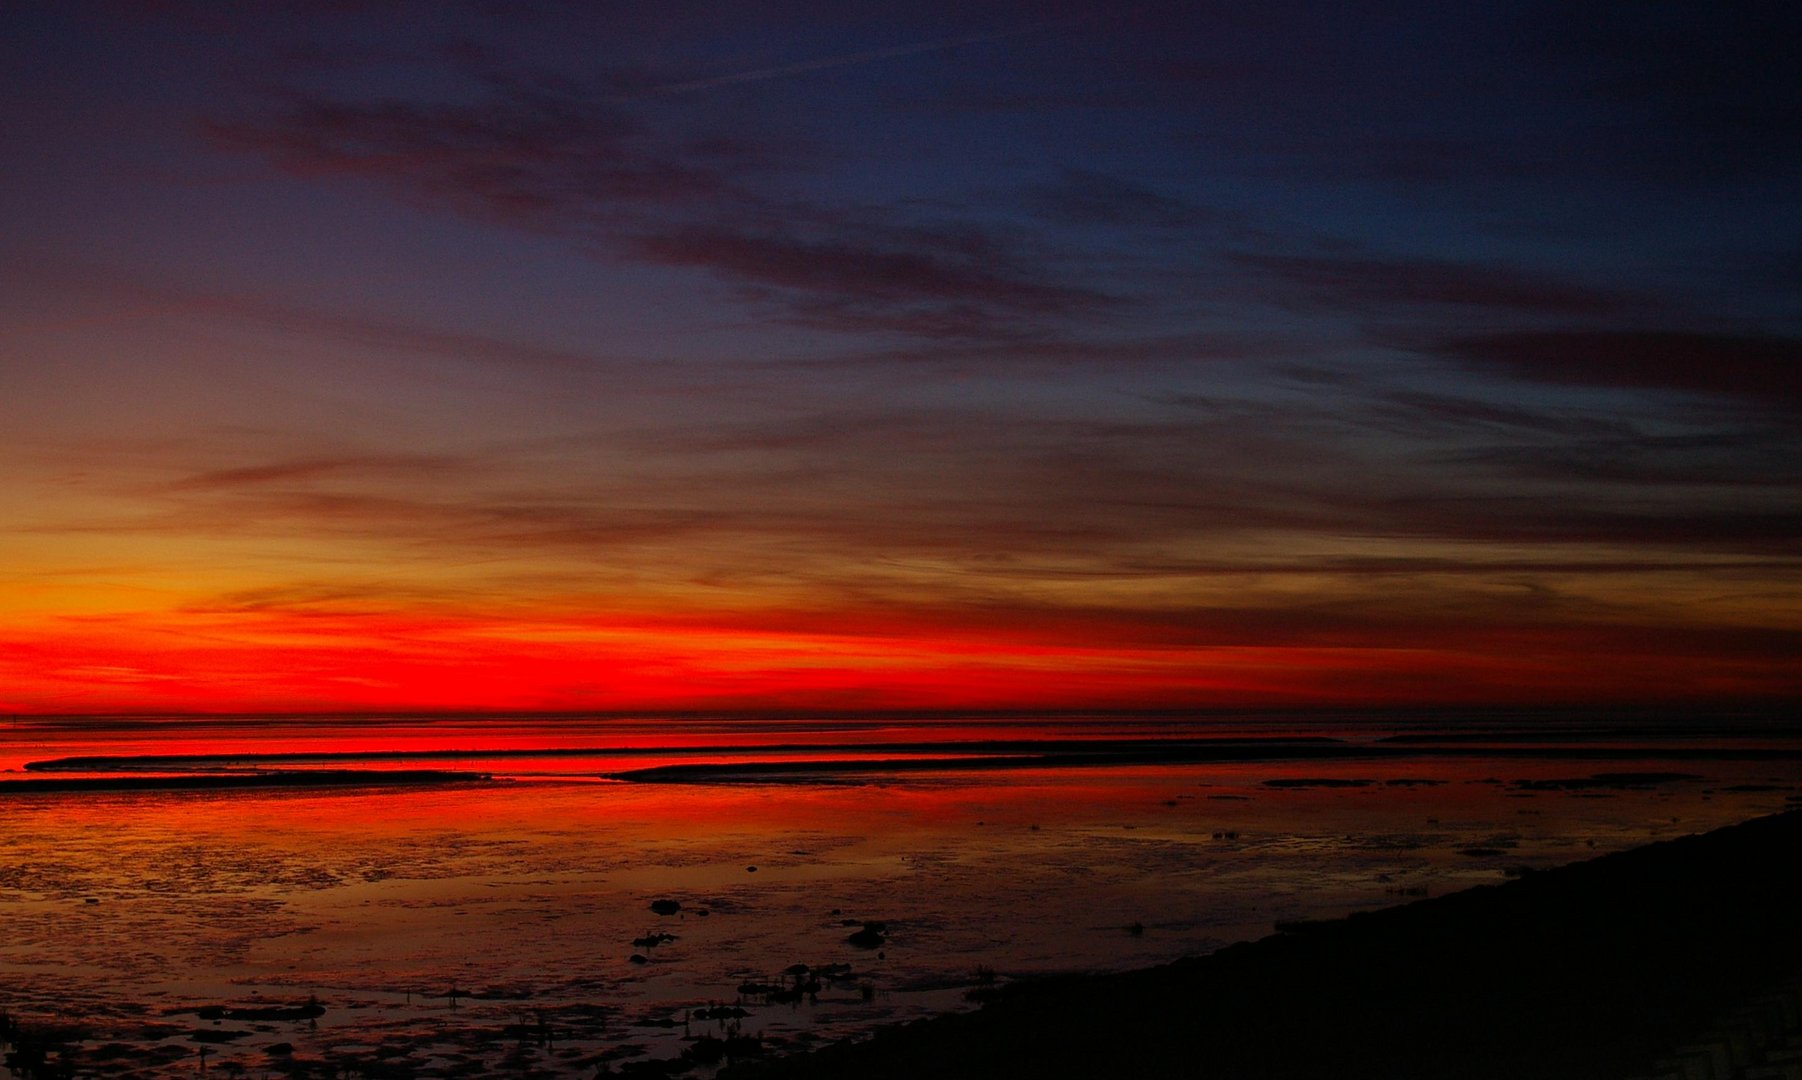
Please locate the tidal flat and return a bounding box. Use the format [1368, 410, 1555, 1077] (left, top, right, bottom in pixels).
[2, 713, 1799, 1078]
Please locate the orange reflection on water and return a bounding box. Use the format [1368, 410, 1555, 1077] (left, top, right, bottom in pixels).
[4, 723, 1801, 1080]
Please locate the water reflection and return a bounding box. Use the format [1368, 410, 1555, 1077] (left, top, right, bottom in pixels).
[2, 715, 1798, 1077]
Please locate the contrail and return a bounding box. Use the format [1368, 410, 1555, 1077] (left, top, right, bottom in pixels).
[617, 17, 1087, 100]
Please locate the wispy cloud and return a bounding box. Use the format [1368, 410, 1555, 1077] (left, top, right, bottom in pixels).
[162, 454, 475, 492]
[23, 387, 1795, 577]
[200, 48, 1136, 340]
[13, 259, 679, 379]
[202, 87, 759, 230]
[1228, 251, 1635, 317]
[1435, 330, 1802, 410]
[1022, 169, 1215, 230]
[613, 19, 1066, 100]
[7, 2, 1800, 710]
[635, 223, 1114, 336]
[1371, 391, 1637, 438]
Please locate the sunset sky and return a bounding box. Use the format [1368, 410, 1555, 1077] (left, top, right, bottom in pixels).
[2, 2, 1797, 714]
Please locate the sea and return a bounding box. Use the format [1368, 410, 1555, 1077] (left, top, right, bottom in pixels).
[2, 711, 1798, 1078]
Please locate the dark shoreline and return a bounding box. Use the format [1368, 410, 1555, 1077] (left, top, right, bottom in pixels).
[19, 736, 1337, 772]
[26, 736, 1802, 777]
[724, 810, 1802, 1080]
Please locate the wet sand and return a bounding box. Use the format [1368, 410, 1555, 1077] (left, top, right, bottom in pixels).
[725, 809, 1802, 1080]
[5, 715, 1800, 1078]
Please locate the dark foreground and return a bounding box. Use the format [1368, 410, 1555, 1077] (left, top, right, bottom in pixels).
[726, 809, 1802, 1080]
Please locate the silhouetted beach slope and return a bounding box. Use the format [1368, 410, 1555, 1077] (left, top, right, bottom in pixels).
[726, 810, 1802, 1080]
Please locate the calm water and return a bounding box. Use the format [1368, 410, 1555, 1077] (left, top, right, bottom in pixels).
[2, 713, 1799, 1078]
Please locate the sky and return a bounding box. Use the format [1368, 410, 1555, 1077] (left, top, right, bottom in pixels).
[1, 1, 1798, 715]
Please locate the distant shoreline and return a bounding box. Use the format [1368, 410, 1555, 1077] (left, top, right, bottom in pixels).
[5, 703, 1797, 724]
[19, 735, 1338, 772]
[0, 769, 495, 794]
[24, 735, 1802, 778]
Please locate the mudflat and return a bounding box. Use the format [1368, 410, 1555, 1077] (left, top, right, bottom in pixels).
[726, 809, 1802, 1080]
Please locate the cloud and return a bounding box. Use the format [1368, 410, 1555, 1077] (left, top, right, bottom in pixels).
[12, 259, 697, 382]
[205, 70, 1125, 339]
[28, 358, 1794, 577]
[1022, 169, 1214, 230]
[1362, 391, 1800, 486]
[1443, 431, 1801, 489]
[1228, 251, 1633, 317]
[1372, 391, 1636, 438]
[202, 87, 759, 231]
[614, 19, 1062, 99]
[156, 563, 1802, 681]
[162, 454, 474, 492]
[1348, 493, 1802, 555]
[634, 224, 1114, 337]
[791, 331, 1290, 375]
[1435, 330, 1802, 410]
